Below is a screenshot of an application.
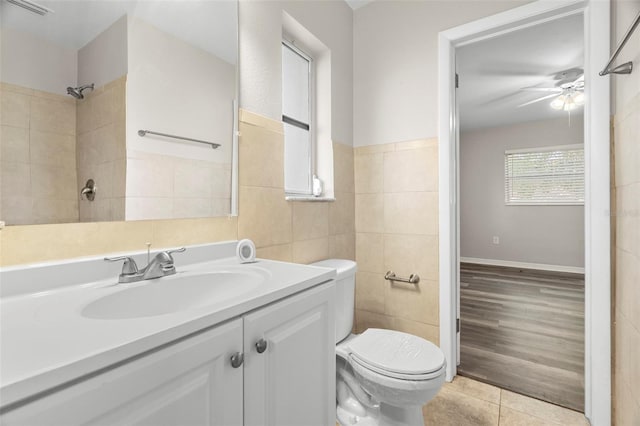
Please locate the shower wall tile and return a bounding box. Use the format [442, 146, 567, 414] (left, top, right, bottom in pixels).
[77, 76, 127, 222]
[1, 196, 32, 226]
[1, 162, 31, 198]
[0, 90, 30, 128]
[1, 83, 79, 225]
[31, 164, 77, 200]
[30, 96, 76, 135]
[354, 138, 440, 336]
[32, 198, 79, 225]
[1, 126, 29, 164]
[30, 131, 76, 168]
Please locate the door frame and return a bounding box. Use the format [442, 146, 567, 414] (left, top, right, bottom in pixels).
[437, 0, 611, 424]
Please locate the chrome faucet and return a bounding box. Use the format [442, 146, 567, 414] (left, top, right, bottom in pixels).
[105, 247, 186, 283]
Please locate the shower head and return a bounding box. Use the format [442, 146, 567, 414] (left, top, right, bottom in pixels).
[66, 84, 94, 100]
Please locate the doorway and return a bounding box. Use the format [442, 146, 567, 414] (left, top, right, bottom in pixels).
[438, 1, 611, 424]
[455, 13, 585, 411]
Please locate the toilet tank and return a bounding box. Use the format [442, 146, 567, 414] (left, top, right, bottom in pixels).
[311, 259, 357, 343]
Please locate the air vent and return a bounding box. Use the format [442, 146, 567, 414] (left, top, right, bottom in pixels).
[5, 0, 53, 16]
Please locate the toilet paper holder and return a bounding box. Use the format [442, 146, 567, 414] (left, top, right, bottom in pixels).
[384, 270, 420, 285]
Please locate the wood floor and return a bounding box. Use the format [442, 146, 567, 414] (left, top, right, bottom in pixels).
[458, 263, 585, 412]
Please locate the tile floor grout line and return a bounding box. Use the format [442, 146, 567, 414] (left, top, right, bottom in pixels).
[497, 389, 502, 425]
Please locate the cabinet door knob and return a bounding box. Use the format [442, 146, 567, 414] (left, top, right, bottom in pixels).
[255, 338, 268, 354]
[230, 352, 244, 368]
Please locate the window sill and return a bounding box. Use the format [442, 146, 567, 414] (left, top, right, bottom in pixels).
[285, 195, 335, 202]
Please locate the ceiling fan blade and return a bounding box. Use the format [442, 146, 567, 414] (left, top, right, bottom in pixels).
[520, 87, 563, 92]
[572, 74, 585, 85]
[517, 93, 560, 108]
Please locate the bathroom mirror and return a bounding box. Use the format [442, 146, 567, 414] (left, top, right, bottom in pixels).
[0, 0, 238, 225]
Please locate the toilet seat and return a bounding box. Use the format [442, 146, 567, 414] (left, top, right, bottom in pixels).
[347, 329, 445, 381]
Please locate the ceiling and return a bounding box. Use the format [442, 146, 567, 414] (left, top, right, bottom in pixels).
[0, 0, 238, 64]
[457, 13, 584, 131]
[345, 0, 375, 10]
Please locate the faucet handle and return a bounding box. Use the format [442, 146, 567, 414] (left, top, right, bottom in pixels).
[104, 256, 139, 275]
[166, 247, 186, 256]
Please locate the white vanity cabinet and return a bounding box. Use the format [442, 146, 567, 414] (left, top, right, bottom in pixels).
[244, 281, 335, 425]
[1, 282, 335, 426]
[1, 318, 245, 426]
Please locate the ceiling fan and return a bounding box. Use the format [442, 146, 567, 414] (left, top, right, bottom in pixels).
[518, 70, 585, 111]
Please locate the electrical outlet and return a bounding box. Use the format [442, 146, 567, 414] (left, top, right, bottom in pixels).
[493, 236, 500, 244]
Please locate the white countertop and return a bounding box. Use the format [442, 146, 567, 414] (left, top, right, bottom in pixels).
[0, 247, 335, 409]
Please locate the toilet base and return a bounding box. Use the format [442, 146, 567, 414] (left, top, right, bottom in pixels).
[379, 403, 423, 426]
[337, 405, 378, 426]
[337, 403, 423, 426]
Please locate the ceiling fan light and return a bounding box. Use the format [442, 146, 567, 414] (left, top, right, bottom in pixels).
[564, 99, 578, 111]
[573, 92, 585, 105]
[550, 95, 566, 110]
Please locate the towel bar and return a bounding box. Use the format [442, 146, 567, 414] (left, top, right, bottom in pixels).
[385, 270, 420, 285]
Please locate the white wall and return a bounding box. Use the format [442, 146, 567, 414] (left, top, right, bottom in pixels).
[1, 28, 77, 95]
[126, 17, 235, 164]
[78, 15, 128, 89]
[460, 116, 585, 268]
[239, 0, 353, 145]
[353, 0, 532, 147]
[125, 17, 234, 220]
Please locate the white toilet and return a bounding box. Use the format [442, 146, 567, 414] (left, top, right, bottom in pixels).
[311, 259, 446, 426]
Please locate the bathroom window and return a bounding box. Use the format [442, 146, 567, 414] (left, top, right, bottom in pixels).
[282, 40, 313, 195]
[504, 144, 584, 205]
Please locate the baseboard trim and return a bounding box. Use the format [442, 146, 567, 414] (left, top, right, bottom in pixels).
[460, 257, 585, 274]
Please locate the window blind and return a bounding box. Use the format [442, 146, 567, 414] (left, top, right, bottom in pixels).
[282, 41, 312, 195]
[504, 144, 584, 205]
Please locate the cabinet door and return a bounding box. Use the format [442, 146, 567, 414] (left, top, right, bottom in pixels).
[2, 319, 244, 426]
[243, 282, 335, 426]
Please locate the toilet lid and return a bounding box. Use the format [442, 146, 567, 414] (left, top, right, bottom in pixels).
[349, 329, 445, 376]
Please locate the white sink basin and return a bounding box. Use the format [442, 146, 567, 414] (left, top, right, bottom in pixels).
[81, 267, 270, 320]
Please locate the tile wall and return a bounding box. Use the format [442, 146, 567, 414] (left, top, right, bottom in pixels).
[1, 83, 78, 225]
[612, 70, 640, 426]
[125, 150, 231, 221]
[0, 109, 354, 267]
[353, 138, 439, 344]
[238, 110, 355, 264]
[76, 76, 127, 222]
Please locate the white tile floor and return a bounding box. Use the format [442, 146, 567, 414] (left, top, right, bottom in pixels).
[422, 376, 589, 426]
